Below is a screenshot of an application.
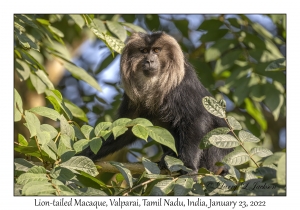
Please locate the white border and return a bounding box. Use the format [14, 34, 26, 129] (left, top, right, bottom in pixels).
[4, 0, 296, 209]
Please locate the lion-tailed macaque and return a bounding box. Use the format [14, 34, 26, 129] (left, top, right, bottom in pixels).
[84, 32, 232, 175]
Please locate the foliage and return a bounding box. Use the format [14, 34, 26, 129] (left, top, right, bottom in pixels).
[14, 14, 286, 196]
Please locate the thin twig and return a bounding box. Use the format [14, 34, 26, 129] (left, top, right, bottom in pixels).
[224, 118, 259, 168]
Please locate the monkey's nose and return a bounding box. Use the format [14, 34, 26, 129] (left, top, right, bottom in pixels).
[145, 60, 154, 68]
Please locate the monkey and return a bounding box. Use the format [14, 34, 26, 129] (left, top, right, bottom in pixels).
[85, 31, 232, 175]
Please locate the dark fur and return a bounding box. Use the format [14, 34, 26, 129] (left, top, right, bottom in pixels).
[86, 32, 232, 174]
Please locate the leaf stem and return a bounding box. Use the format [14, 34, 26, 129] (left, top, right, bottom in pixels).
[34, 136, 46, 166]
[122, 179, 156, 196]
[224, 118, 259, 168]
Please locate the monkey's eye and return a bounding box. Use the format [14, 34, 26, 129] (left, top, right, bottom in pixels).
[153, 48, 161, 53]
[140, 48, 148, 53]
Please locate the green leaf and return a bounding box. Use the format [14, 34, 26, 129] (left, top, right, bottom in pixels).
[15, 15, 39, 29]
[214, 49, 243, 75]
[94, 122, 112, 136]
[17, 173, 48, 185]
[216, 162, 240, 181]
[227, 116, 242, 130]
[36, 18, 50, 25]
[14, 158, 34, 173]
[60, 58, 102, 91]
[82, 15, 105, 40]
[60, 134, 72, 149]
[252, 22, 273, 40]
[111, 118, 131, 128]
[89, 137, 102, 154]
[29, 106, 60, 121]
[48, 50, 101, 91]
[262, 152, 285, 166]
[188, 183, 205, 196]
[60, 115, 74, 139]
[14, 145, 43, 158]
[144, 174, 168, 179]
[55, 185, 76, 196]
[145, 14, 160, 31]
[78, 171, 107, 189]
[174, 19, 189, 37]
[19, 48, 45, 70]
[110, 161, 133, 188]
[277, 154, 286, 185]
[30, 72, 46, 94]
[142, 157, 160, 174]
[22, 181, 56, 195]
[222, 150, 250, 166]
[46, 96, 62, 114]
[198, 19, 223, 30]
[200, 29, 229, 42]
[132, 124, 149, 141]
[41, 144, 57, 160]
[205, 39, 237, 62]
[244, 98, 267, 130]
[238, 130, 260, 143]
[106, 21, 127, 42]
[250, 147, 273, 157]
[149, 179, 175, 196]
[263, 88, 284, 121]
[60, 150, 76, 162]
[121, 22, 146, 33]
[209, 134, 240, 148]
[93, 19, 107, 33]
[24, 110, 40, 137]
[202, 96, 226, 118]
[18, 134, 28, 146]
[36, 130, 51, 145]
[74, 187, 108, 196]
[227, 18, 242, 28]
[64, 99, 88, 122]
[14, 88, 23, 122]
[50, 166, 75, 181]
[35, 69, 54, 89]
[69, 15, 85, 28]
[164, 155, 192, 173]
[73, 139, 90, 153]
[40, 124, 58, 139]
[49, 25, 64, 37]
[112, 126, 128, 139]
[45, 89, 73, 120]
[60, 156, 99, 177]
[47, 139, 58, 153]
[74, 126, 86, 140]
[126, 118, 153, 127]
[27, 166, 46, 174]
[14, 29, 39, 51]
[103, 34, 125, 54]
[115, 173, 125, 183]
[81, 125, 94, 140]
[146, 126, 177, 155]
[15, 59, 30, 81]
[253, 166, 277, 179]
[174, 177, 194, 196]
[242, 31, 267, 50]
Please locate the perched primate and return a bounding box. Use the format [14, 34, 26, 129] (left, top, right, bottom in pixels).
[87, 32, 232, 175]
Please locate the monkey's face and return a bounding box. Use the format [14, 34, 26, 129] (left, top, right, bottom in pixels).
[120, 32, 185, 104]
[138, 47, 162, 78]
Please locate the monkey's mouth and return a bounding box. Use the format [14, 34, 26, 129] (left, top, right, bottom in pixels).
[143, 68, 158, 77]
